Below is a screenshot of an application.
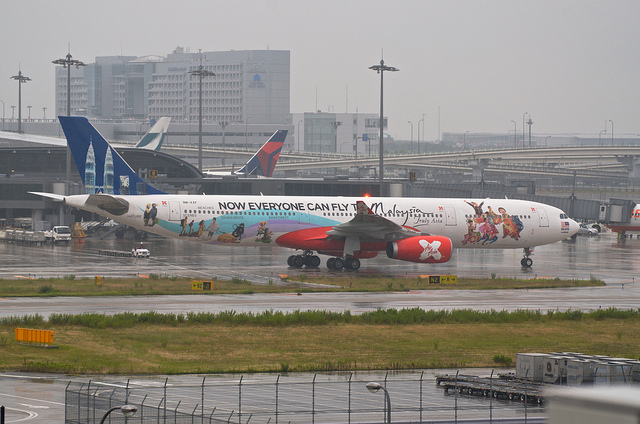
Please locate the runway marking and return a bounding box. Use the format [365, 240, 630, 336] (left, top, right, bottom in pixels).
[0, 392, 65, 406]
[3, 407, 38, 422]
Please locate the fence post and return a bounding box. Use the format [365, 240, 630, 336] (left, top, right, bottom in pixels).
[490, 369, 494, 423]
[419, 371, 424, 423]
[312, 374, 316, 424]
[164, 377, 169, 424]
[238, 375, 243, 424]
[454, 370, 459, 423]
[202, 376, 206, 424]
[348, 373, 352, 424]
[275, 375, 280, 424]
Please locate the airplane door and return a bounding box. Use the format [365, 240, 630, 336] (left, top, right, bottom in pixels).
[444, 206, 457, 226]
[169, 201, 181, 221]
[537, 207, 549, 227]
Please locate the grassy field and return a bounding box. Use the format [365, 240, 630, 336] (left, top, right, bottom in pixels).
[0, 274, 605, 297]
[1, 308, 639, 374]
[0, 274, 630, 375]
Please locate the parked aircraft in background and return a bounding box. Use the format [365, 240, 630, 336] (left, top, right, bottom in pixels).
[233, 130, 287, 177]
[135, 117, 171, 151]
[606, 204, 640, 236]
[31, 117, 579, 270]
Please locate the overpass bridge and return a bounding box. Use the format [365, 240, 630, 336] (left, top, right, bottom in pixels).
[190, 144, 640, 180]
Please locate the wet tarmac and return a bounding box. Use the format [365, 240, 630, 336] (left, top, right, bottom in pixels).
[1, 229, 639, 283]
[1, 230, 639, 423]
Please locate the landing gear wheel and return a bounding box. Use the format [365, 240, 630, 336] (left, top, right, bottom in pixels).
[305, 255, 321, 268]
[327, 257, 336, 269]
[521, 257, 533, 267]
[293, 255, 305, 268]
[344, 257, 361, 270]
[287, 255, 295, 267]
[333, 257, 344, 270]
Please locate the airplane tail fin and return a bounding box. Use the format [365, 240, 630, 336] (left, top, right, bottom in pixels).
[235, 130, 287, 177]
[135, 117, 171, 151]
[59, 116, 165, 195]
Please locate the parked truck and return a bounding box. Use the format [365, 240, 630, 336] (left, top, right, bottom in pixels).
[43, 226, 72, 243]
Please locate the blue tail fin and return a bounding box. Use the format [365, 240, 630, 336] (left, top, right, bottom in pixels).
[59, 116, 165, 195]
[235, 130, 287, 177]
[135, 117, 171, 151]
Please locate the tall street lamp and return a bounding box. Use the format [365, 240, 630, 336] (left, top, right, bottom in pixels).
[464, 130, 469, 150]
[189, 63, 215, 172]
[53, 52, 85, 196]
[0, 99, 5, 130]
[511, 120, 517, 149]
[407, 121, 413, 154]
[609, 119, 614, 145]
[366, 382, 391, 424]
[599, 129, 606, 146]
[418, 115, 425, 155]
[10, 70, 31, 134]
[297, 119, 303, 153]
[521, 112, 528, 149]
[219, 121, 228, 166]
[369, 59, 399, 192]
[99, 405, 137, 424]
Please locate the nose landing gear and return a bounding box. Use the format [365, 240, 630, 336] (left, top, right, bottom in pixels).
[521, 247, 534, 267]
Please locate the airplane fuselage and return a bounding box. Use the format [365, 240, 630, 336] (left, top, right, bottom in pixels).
[64, 194, 576, 250]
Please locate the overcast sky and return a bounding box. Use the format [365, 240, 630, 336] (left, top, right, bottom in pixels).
[1, 0, 639, 141]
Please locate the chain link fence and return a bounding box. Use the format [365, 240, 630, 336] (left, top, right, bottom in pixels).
[65, 370, 545, 423]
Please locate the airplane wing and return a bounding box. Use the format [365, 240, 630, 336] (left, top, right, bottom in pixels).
[326, 200, 422, 255]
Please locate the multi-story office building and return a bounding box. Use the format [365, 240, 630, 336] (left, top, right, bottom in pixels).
[54, 48, 290, 126]
[291, 112, 385, 157]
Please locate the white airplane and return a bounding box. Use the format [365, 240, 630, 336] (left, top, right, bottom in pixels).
[135, 117, 171, 151]
[31, 116, 579, 270]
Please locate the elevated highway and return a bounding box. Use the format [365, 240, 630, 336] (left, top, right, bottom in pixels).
[190, 144, 640, 180]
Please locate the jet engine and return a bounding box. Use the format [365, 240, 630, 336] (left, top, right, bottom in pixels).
[386, 235, 452, 263]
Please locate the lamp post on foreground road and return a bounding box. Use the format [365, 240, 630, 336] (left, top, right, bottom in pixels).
[366, 381, 391, 424]
[99, 405, 137, 424]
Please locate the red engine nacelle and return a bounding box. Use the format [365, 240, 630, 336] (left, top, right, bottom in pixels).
[386, 235, 453, 263]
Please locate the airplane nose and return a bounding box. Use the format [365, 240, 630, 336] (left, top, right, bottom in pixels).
[568, 218, 580, 237]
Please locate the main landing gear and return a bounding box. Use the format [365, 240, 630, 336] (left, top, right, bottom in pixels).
[287, 251, 321, 268]
[521, 247, 533, 268]
[327, 256, 361, 270]
[287, 251, 361, 270]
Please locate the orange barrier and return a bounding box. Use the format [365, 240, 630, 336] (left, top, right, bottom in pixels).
[15, 328, 54, 346]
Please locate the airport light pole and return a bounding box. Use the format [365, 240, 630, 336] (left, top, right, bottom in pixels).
[10, 70, 31, 134]
[522, 112, 528, 149]
[599, 129, 606, 146]
[0, 99, 5, 131]
[511, 120, 517, 149]
[408, 121, 413, 154]
[609, 119, 614, 145]
[99, 405, 137, 424]
[418, 116, 424, 154]
[369, 59, 399, 193]
[297, 119, 303, 153]
[189, 63, 215, 172]
[464, 130, 469, 150]
[366, 382, 391, 424]
[53, 52, 85, 196]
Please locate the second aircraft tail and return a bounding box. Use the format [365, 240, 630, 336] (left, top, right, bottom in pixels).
[135, 117, 171, 151]
[235, 130, 287, 177]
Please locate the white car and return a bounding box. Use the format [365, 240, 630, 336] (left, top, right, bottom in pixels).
[131, 248, 150, 258]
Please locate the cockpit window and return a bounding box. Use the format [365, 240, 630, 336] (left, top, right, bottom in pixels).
[559, 213, 568, 219]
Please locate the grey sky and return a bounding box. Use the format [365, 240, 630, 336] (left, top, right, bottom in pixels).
[1, 0, 638, 141]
